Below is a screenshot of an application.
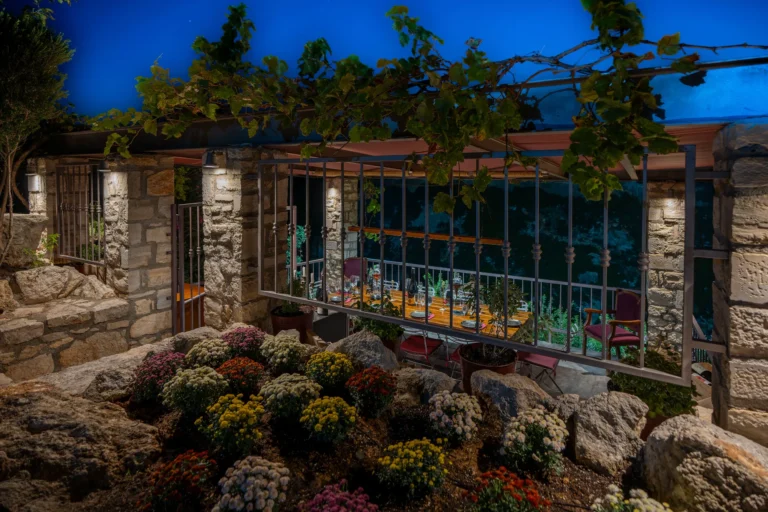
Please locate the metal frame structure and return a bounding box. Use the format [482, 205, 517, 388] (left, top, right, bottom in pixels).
[254, 146, 724, 386]
[54, 163, 105, 267]
[171, 202, 205, 334]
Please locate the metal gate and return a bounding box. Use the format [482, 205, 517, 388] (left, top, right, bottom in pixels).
[171, 202, 206, 334]
[55, 164, 105, 268]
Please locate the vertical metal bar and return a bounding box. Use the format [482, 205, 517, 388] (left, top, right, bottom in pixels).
[97, 169, 104, 268]
[196, 205, 202, 329]
[424, 175, 430, 324]
[533, 163, 541, 345]
[681, 147, 696, 385]
[87, 168, 93, 262]
[305, 163, 311, 299]
[273, 164, 278, 294]
[340, 163, 346, 307]
[55, 167, 61, 259]
[401, 163, 407, 319]
[288, 164, 294, 296]
[258, 164, 264, 294]
[474, 160, 481, 334]
[179, 206, 186, 333]
[321, 163, 327, 304]
[171, 204, 178, 335]
[188, 205, 193, 325]
[638, 154, 649, 369]
[566, 174, 575, 353]
[600, 185, 610, 360]
[502, 160, 510, 340]
[448, 167, 455, 329]
[379, 163, 386, 305]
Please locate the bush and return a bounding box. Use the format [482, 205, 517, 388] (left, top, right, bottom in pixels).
[196, 394, 266, 457]
[132, 351, 186, 403]
[305, 352, 354, 392]
[261, 334, 307, 374]
[300, 480, 379, 512]
[259, 373, 322, 420]
[345, 366, 396, 418]
[300, 396, 357, 444]
[500, 406, 567, 476]
[185, 338, 232, 369]
[590, 485, 672, 511]
[611, 348, 697, 418]
[428, 391, 483, 444]
[223, 326, 267, 361]
[377, 438, 449, 497]
[141, 450, 217, 512]
[216, 357, 265, 395]
[464, 467, 550, 511]
[213, 456, 291, 512]
[161, 366, 229, 417]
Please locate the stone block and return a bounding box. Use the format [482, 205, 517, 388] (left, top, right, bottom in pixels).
[145, 226, 169, 244]
[128, 223, 143, 245]
[730, 252, 768, 305]
[133, 298, 154, 316]
[127, 200, 156, 221]
[157, 196, 174, 219]
[729, 305, 768, 358]
[0, 319, 44, 346]
[58, 333, 129, 369]
[156, 242, 172, 264]
[728, 408, 768, 447]
[729, 358, 768, 410]
[45, 303, 91, 328]
[93, 298, 130, 324]
[145, 267, 171, 288]
[129, 310, 172, 338]
[731, 192, 768, 245]
[0, 351, 14, 365]
[107, 320, 130, 330]
[731, 157, 768, 188]
[6, 354, 54, 381]
[155, 288, 172, 310]
[121, 245, 152, 269]
[146, 169, 174, 196]
[649, 253, 682, 272]
[18, 345, 42, 360]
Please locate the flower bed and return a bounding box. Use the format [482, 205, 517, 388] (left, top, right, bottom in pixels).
[161, 366, 229, 417]
[500, 406, 568, 477]
[464, 467, 550, 511]
[428, 391, 482, 444]
[300, 480, 379, 512]
[132, 351, 186, 403]
[140, 450, 217, 512]
[196, 393, 266, 456]
[216, 357, 265, 394]
[185, 338, 232, 369]
[260, 373, 322, 420]
[223, 326, 267, 361]
[376, 438, 450, 498]
[300, 396, 357, 444]
[346, 366, 396, 418]
[305, 352, 355, 392]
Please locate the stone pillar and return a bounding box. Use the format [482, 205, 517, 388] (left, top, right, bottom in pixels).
[103, 156, 174, 345]
[23, 158, 56, 265]
[202, 148, 288, 330]
[711, 121, 768, 446]
[646, 182, 685, 350]
[325, 177, 359, 291]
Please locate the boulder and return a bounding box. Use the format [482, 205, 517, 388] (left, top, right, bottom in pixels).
[165, 326, 221, 354]
[69, 275, 117, 300]
[82, 369, 134, 402]
[546, 393, 581, 456]
[0, 279, 18, 312]
[573, 391, 648, 476]
[393, 367, 459, 406]
[325, 329, 398, 371]
[15, 266, 85, 305]
[470, 370, 550, 419]
[0, 389, 160, 510]
[1, 215, 47, 268]
[644, 415, 768, 512]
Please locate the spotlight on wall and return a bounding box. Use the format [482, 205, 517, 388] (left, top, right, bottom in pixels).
[97, 159, 110, 173]
[26, 172, 41, 193]
[202, 150, 217, 169]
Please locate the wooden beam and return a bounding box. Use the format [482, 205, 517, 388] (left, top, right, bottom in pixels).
[470, 136, 565, 177]
[621, 155, 639, 181]
[349, 226, 504, 246]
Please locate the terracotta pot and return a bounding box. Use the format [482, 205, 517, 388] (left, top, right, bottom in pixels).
[640, 413, 670, 441]
[270, 307, 314, 344]
[459, 343, 517, 395]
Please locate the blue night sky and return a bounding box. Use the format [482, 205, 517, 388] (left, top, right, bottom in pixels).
[12, 0, 768, 121]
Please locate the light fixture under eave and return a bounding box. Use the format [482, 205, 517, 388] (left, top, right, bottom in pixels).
[25, 172, 41, 193]
[97, 159, 110, 173]
[202, 151, 217, 169]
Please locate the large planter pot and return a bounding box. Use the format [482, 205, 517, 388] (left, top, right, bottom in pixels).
[640, 413, 670, 441]
[270, 307, 314, 344]
[459, 343, 517, 395]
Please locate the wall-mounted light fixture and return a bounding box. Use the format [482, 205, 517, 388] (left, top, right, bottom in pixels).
[202, 150, 217, 169]
[26, 171, 41, 193]
[97, 159, 110, 173]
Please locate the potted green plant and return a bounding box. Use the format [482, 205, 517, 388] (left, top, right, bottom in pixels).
[270, 276, 314, 344]
[352, 292, 405, 353]
[609, 345, 697, 439]
[458, 280, 525, 394]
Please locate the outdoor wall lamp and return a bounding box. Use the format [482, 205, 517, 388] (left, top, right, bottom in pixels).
[202, 150, 217, 169]
[26, 172, 41, 193]
[97, 159, 111, 173]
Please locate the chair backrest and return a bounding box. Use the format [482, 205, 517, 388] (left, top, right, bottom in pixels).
[614, 289, 641, 322]
[343, 258, 365, 279]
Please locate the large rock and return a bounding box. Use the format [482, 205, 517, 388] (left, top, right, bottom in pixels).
[1, 215, 47, 268]
[393, 367, 459, 406]
[573, 392, 648, 476]
[15, 266, 85, 305]
[325, 329, 398, 370]
[165, 325, 220, 354]
[644, 415, 768, 512]
[0, 388, 160, 510]
[546, 394, 581, 456]
[82, 369, 134, 402]
[68, 275, 117, 300]
[0, 279, 18, 312]
[470, 370, 550, 419]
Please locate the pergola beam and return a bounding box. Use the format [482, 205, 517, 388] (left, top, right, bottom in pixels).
[621, 155, 639, 181]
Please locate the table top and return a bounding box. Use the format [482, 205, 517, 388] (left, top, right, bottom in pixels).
[330, 289, 530, 339]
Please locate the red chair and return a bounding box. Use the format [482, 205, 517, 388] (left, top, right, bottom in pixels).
[343, 257, 366, 280]
[517, 352, 563, 394]
[583, 289, 642, 360]
[400, 333, 443, 368]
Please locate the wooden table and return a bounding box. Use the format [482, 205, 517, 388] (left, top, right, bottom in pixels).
[330, 289, 530, 340]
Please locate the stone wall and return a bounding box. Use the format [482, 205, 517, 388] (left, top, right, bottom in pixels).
[202, 149, 288, 331]
[646, 182, 685, 349]
[325, 177, 359, 290]
[711, 121, 768, 446]
[103, 156, 174, 344]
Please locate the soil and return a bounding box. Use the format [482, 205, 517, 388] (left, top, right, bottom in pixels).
[80, 392, 618, 512]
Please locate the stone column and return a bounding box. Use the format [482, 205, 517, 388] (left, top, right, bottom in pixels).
[325, 177, 359, 292]
[711, 121, 768, 446]
[202, 148, 288, 330]
[103, 156, 174, 345]
[23, 158, 56, 265]
[646, 182, 685, 350]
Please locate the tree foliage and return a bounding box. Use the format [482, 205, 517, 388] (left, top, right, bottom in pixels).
[93, 1, 762, 208]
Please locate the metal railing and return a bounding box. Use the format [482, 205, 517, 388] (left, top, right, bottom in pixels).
[55, 164, 105, 267]
[255, 147, 725, 386]
[171, 202, 206, 334]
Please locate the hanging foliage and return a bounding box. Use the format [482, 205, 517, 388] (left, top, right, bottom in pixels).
[92, 1, 768, 209]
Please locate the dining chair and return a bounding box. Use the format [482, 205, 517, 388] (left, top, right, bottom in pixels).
[583, 289, 642, 360]
[400, 332, 443, 368]
[517, 351, 563, 394]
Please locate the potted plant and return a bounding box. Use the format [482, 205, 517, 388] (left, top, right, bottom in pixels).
[352, 292, 405, 353]
[609, 344, 697, 439]
[458, 280, 525, 394]
[270, 276, 314, 344]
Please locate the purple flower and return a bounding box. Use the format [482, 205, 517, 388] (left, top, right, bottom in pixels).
[300, 481, 378, 512]
[132, 351, 185, 403]
[223, 326, 267, 362]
